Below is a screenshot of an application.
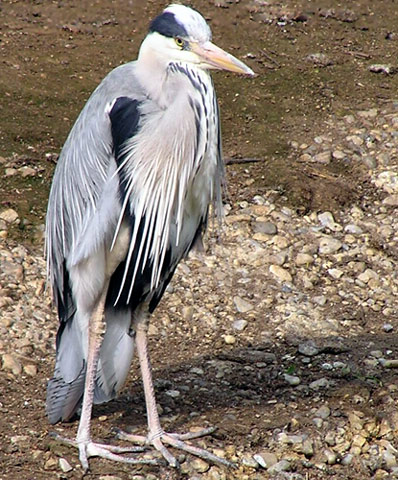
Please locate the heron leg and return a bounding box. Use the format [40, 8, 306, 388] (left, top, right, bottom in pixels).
[54, 286, 160, 471]
[116, 310, 235, 469]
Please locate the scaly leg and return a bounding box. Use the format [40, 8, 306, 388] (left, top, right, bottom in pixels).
[116, 309, 235, 469]
[53, 285, 159, 471]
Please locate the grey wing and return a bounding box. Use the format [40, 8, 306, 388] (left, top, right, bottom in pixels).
[45, 63, 146, 423]
[46, 62, 145, 312]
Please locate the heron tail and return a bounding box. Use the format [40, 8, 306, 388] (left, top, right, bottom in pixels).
[46, 309, 135, 424]
[46, 311, 87, 424]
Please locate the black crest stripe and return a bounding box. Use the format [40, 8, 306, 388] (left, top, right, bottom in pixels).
[149, 11, 188, 38]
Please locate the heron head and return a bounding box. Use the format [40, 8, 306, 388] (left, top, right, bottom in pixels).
[139, 4, 254, 76]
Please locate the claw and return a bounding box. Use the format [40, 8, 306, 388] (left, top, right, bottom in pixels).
[50, 432, 161, 470]
[117, 427, 236, 469]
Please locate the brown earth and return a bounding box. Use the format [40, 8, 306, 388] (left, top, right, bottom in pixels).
[1, 1, 398, 479]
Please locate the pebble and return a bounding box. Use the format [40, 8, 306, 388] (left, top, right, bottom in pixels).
[298, 341, 320, 357]
[233, 319, 248, 331]
[0, 208, 19, 224]
[165, 389, 180, 398]
[253, 221, 277, 235]
[283, 373, 301, 386]
[223, 334, 236, 345]
[253, 451, 278, 468]
[295, 253, 314, 266]
[59, 457, 73, 473]
[267, 459, 292, 474]
[269, 264, 292, 283]
[318, 211, 337, 229]
[344, 223, 363, 234]
[309, 378, 330, 389]
[313, 151, 331, 164]
[318, 237, 342, 254]
[242, 456, 260, 468]
[2, 353, 22, 375]
[190, 458, 210, 473]
[314, 405, 331, 419]
[233, 296, 253, 313]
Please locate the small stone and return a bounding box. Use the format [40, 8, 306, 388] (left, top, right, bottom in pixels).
[369, 64, 397, 74]
[165, 389, 180, 398]
[283, 373, 301, 386]
[2, 353, 22, 375]
[313, 418, 323, 428]
[383, 323, 394, 333]
[341, 453, 354, 465]
[383, 194, 398, 206]
[207, 467, 227, 480]
[19, 166, 36, 177]
[298, 341, 319, 357]
[332, 150, 346, 159]
[233, 319, 248, 331]
[23, 364, 38, 376]
[313, 151, 331, 164]
[357, 268, 379, 284]
[242, 456, 260, 468]
[253, 221, 277, 235]
[267, 459, 291, 474]
[59, 458, 73, 473]
[44, 457, 58, 470]
[253, 451, 278, 468]
[223, 335, 236, 345]
[190, 458, 210, 473]
[313, 295, 327, 306]
[190, 367, 204, 375]
[383, 450, 397, 469]
[269, 265, 292, 283]
[318, 211, 336, 228]
[0, 208, 19, 224]
[344, 224, 363, 234]
[314, 405, 331, 419]
[295, 253, 314, 266]
[233, 296, 253, 313]
[318, 237, 342, 254]
[323, 448, 337, 465]
[328, 268, 343, 279]
[182, 306, 194, 321]
[306, 53, 333, 67]
[309, 378, 330, 390]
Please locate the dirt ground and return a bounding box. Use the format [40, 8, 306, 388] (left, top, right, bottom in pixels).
[1, 0, 398, 479]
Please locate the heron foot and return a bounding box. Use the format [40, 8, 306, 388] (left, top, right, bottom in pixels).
[115, 426, 236, 469]
[50, 432, 162, 472]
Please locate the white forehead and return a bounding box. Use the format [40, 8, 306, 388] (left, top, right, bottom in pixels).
[164, 4, 212, 42]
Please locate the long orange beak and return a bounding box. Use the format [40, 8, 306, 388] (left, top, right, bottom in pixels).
[191, 41, 255, 76]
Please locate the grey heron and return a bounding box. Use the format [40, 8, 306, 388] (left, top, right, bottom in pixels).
[46, 3, 254, 471]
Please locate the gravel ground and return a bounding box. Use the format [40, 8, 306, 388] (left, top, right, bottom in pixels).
[1, 102, 398, 479]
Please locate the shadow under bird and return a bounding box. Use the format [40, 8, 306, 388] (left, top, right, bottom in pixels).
[46, 3, 254, 471]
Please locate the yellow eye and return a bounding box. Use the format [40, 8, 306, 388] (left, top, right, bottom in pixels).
[175, 37, 184, 48]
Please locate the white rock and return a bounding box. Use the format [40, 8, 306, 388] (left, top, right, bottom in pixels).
[233, 319, 248, 331]
[233, 296, 253, 313]
[2, 353, 22, 375]
[283, 374, 301, 386]
[165, 389, 180, 398]
[0, 208, 19, 224]
[59, 458, 73, 473]
[318, 237, 342, 254]
[269, 264, 292, 283]
[344, 224, 363, 234]
[328, 268, 344, 279]
[309, 378, 330, 389]
[223, 334, 236, 345]
[295, 253, 314, 266]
